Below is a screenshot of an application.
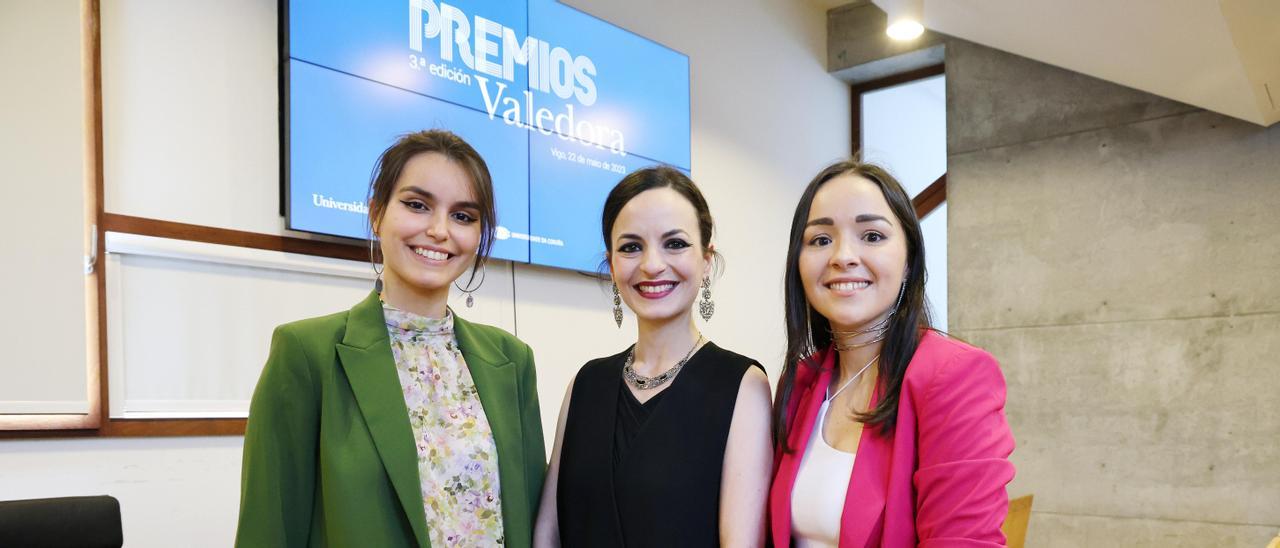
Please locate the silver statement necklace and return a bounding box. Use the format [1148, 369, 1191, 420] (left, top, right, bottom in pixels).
[622, 334, 704, 390]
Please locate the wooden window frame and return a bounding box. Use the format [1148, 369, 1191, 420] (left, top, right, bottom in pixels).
[850, 63, 947, 217]
[1, 1, 363, 438]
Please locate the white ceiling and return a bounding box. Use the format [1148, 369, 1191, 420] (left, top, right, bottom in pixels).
[860, 0, 1280, 126]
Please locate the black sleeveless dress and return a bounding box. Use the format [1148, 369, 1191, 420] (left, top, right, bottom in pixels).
[557, 342, 762, 547]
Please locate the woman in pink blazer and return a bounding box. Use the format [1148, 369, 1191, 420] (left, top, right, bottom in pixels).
[769, 160, 1015, 547]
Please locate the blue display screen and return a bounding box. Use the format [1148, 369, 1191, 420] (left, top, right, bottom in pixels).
[284, 0, 690, 272]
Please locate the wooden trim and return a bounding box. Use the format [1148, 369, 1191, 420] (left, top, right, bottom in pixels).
[1, 0, 104, 433]
[848, 63, 949, 217]
[912, 174, 947, 218]
[101, 418, 245, 437]
[102, 213, 367, 263]
[851, 84, 862, 155]
[850, 62, 945, 157]
[850, 63, 945, 96]
[0, 419, 246, 439]
[86, 213, 361, 437]
[0, 414, 97, 432]
[90, 215, 361, 436]
[85, 0, 106, 432]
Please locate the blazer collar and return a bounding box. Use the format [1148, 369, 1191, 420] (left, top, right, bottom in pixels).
[336, 290, 431, 547]
[338, 291, 526, 547]
[452, 313, 510, 368]
[770, 348, 834, 547]
[770, 346, 888, 548]
[839, 391, 889, 548]
[343, 290, 511, 368]
[452, 311, 530, 543]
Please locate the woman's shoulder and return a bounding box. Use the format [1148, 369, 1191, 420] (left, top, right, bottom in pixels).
[272, 309, 353, 347]
[699, 342, 767, 382]
[451, 315, 534, 363]
[916, 330, 994, 362]
[270, 290, 380, 348]
[905, 330, 1003, 390]
[701, 342, 762, 371]
[577, 347, 630, 376]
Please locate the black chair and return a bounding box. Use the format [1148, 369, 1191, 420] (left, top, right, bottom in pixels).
[0, 495, 122, 548]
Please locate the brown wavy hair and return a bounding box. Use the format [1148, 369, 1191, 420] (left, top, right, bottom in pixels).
[366, 130, 497, 287]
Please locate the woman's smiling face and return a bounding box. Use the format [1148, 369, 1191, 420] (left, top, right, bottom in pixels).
[609, 187, 713, 325]
[798, 174, 908, 332]
[374, 152, 483, 302]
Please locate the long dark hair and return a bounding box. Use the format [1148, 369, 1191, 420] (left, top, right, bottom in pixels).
[367, 129, 497, 287]
[774, 160, 932, 450]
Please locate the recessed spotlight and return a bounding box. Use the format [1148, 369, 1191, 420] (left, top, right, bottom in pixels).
[879, 0, 925, 41]
[886, 19, 924, 40]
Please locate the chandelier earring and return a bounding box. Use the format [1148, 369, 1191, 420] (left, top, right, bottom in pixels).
[612, 282, 624, 328]
[453, 261, 486, 308]
[698, 277, 715, 321]
[368, 237, 383, 293]
[892, 270, 909, 313]
[804, 304, 817, 355]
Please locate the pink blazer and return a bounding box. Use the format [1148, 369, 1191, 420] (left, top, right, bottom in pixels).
[769, 330, 1016, 548]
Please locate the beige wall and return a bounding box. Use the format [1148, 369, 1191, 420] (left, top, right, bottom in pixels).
[0, 1, 849, 546]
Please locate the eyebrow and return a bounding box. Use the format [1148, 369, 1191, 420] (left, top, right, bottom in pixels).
[617, 229, 689, 241]
[400, 185, 482, 211]
[804, 214, 894, 228]
[856, 214, 893, 225]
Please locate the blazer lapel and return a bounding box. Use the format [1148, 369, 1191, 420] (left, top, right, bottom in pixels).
[771, 350, 835, 547]
[840, 383, 888, 548]
[335, 291, 431, 548]
[453, 315, 528, 531]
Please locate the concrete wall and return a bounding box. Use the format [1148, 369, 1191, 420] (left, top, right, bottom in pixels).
[829, 4, 1280, 544]
[945, 40, 1280, 546]
[0, 1, 848, 547]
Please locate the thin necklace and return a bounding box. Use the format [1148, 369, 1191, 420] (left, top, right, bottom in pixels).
[831, 314, 892, 351]
[826, 354, 879, 402]
[623, 334, 704, 390]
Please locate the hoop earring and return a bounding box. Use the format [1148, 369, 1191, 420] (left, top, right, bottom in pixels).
[368, 238, 383, 293]
[612, 282, 623, 328]
[698, 277, 715, 321]
[453, 261, 486, 308]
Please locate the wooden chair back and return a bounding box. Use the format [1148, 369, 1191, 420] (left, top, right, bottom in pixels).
[1002, 494, 1034, 548]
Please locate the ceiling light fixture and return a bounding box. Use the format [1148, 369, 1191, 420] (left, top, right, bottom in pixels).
[881, 0, 925, 41]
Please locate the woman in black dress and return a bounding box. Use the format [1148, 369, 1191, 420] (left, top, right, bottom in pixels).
[533, 167, 773, 547]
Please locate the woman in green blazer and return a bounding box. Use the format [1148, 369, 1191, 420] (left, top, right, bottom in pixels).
[236, 130, 546, 548]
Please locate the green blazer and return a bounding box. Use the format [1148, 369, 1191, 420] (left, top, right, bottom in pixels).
[236, 290, 546, 547]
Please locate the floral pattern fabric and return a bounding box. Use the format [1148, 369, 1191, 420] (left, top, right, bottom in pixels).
[384, 304, 504, 547]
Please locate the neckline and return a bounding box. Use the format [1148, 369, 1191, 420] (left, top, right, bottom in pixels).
[815, 398, 856, 456]
[620, 380, 669, 409]
[622, 340, 714, 400]
[382, 302, 454, 335]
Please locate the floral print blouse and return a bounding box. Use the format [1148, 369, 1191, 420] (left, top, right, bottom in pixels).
[383, 303, 505, 547]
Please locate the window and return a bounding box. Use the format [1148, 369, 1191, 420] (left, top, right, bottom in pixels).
[853, 66, 948, 330]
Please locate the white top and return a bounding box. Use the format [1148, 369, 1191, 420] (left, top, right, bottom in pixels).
[790, 397, 857, 548]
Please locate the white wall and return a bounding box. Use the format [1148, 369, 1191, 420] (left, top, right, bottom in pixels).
[0, 1, 848, 546]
